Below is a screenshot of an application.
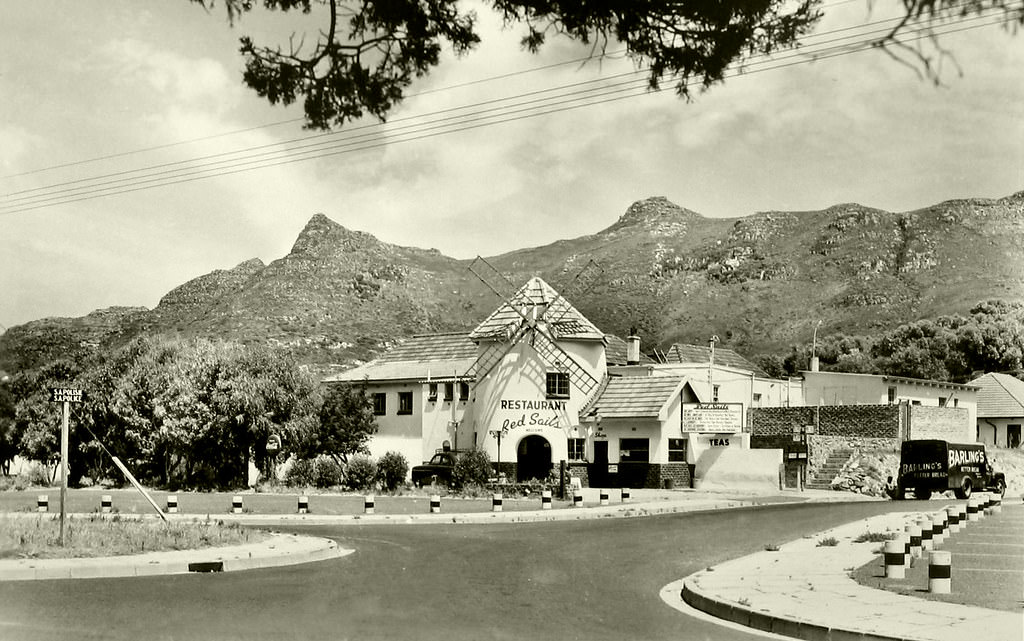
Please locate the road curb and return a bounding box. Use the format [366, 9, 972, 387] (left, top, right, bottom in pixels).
[0, 532, 351, 582]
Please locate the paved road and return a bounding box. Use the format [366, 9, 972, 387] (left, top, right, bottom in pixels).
[0, 501, 918, 641]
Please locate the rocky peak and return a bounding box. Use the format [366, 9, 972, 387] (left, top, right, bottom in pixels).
[603, 196, 701, 236]
[290, 213, 380, 257]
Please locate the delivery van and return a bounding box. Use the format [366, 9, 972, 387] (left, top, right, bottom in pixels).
[896, 439, 1006, 500]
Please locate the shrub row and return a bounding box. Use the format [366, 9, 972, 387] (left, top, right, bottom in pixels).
[283, 451, 409, 492]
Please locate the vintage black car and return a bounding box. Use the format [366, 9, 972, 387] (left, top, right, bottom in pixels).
[411, 451, 457, 487]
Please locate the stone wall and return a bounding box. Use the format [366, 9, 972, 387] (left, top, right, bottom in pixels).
[749, 405, 902, 438]
[908, 405, 971, 442]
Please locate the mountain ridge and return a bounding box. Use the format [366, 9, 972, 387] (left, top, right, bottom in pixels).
[2, 191, 1022, 374]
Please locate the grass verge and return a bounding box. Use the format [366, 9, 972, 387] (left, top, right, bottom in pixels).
[0, 514, 268, 560]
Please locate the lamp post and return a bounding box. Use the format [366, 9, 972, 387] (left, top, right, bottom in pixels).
[811, 320, 822, 371]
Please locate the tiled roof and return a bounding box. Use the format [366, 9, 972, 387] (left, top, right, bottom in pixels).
[605, 335, 655, 366]
[586, 375, 687, 419]
[324, 333, 477, 383]
[662, 344, 767, 377]
[469, 277, 603, 342]
[971, 372, 1024, 418]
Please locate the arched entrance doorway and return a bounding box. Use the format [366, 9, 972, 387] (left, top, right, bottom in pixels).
[517, 435, 552, 482]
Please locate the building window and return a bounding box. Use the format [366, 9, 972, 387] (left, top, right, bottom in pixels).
[398, 391, 413, 415]
[443, 382, 454, 402]
[372, 393, 386, 416]
[459, 382, 470, 401]
[953, 398, 959, 408]
[938, 396, 946, 407]
[546, 372, 570, 399]
[427, 383, 438, 402]
[668, 438, 687, 462]
[887, 386, 897, 404]
[712, 385, 720, 402]
[568, 438, 586, 461]
[619, 438, 650, 463]
[752, 393, 762, 406]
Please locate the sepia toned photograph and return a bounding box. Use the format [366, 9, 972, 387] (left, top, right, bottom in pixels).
[1, 1, 1022, 639]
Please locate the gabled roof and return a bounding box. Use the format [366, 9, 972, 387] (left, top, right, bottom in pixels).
[971, 372, 1024, 418]
[584, 375, 687, 420]
[662, 344, 767, 377]
[469, 277, 603, 342]
[324, 333, 477, 383]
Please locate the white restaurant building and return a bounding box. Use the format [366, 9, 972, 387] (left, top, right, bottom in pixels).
[325, 277, 793, 488]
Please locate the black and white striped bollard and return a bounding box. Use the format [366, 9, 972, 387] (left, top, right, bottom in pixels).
[541, 490, 552, 510]
[298, 496, 309, 514]
[492, 493, 503, 512]
[37, 494, 48, 513]
[621, 488, 630, 502]
[599, 490, 609, 506]
[167, 495, 178, 514]
[232, 495, 243, 514]
[931, 512, 946, 546]
[928, 550, 951, 593]
[101, 494, 112, 513]
[429, 494, 441, 514]
[572, 491, 583, 508]
[364, 494, 375, 515]
[966, 495, 981, 522]
[944, 505, 959, 533]
[918, 517, 934, 552]
[905, 523, 922, 559]
[884, 539, 906, 579]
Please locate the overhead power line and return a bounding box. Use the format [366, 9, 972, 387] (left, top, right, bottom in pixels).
[0, 7, 1015, 216]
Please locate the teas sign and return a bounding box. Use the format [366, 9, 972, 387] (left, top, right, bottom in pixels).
[49, 388, 84, 403]
[681, 402, 742, 433]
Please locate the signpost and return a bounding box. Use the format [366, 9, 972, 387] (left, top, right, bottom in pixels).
[49, 388, 84, 546]
[489, 426, 510, 481]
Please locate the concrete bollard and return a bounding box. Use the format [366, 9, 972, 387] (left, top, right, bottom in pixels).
[429, 494, 440, 514]
[37, 494, 48, 513]
[966, 496, 981, 522]
[957, 502, 968, 527]
[167, 495, 178, 514]
[101, 494, 112, 514]
[945, 505, 960, 533]
[298, 496, 309, 514]
[572, 491, 583, 508]
[492, 493, 503, 513]
[232, 495, 243, 514]
[928, 550, 952, 594]
[931, 512, 946, 546]
[905, 523, 922, 559]
[599, 490, 609, 506]
[982, 492, 995, 516]
[541, 490, 552, 510]
[918, 517, 934, 552]
[364, 495, 375, 515]
[621, 488, 630, 502]
[991, 493, 1002, 514]
[884, 540, 906, 579]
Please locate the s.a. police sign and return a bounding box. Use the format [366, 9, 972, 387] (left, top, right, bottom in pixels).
[49, 388, 84, 403]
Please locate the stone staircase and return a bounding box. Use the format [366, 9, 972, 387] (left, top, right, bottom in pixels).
[806, 448, 854, 490]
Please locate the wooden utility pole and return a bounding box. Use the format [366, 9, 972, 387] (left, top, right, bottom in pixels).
[50, 387, 83, 547]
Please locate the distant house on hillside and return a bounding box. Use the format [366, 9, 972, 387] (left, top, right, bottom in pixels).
[971, 372, 1024, 449]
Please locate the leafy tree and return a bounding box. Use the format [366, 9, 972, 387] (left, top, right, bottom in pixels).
[452, 447, 492, 491]
[376, 450, 408, 491]
[192, 0, 1021, 130]
[298, 382, 377, 465]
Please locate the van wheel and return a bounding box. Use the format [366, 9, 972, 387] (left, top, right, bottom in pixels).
[994, 479, 1006, 497]
[954, 479, 972, 500]
[913, 488, 932, 500]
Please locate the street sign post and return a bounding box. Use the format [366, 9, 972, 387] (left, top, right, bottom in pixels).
[49, 388, 83, 546]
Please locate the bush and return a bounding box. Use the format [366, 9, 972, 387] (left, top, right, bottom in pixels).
[346, 455, 377, 491]
[284, 456, 344, 489]
[452, 448, 491, 491]
[376, 451, 408, 492]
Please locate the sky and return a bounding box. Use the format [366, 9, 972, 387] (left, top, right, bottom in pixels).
[1, 0, 1022, 330]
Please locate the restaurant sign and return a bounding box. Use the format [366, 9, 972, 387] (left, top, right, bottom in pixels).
[681, 402, 743, 433]
[497, 398, 567, 432]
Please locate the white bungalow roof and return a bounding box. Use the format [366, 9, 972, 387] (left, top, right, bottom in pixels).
[971, 372, 1024, 418]
[585, 375, 688, 420]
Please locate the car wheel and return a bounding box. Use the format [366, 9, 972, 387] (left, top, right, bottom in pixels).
[913, 488, 932, 500]
[954, 478, 972, 500]
[994, 478, 1006, 497]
